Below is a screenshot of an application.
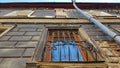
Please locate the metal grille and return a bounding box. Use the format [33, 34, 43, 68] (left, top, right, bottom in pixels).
[43, 29, 92, 62]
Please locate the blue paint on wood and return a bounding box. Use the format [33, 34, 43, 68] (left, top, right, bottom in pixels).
[69, 44, 78, 61]
[52, 40, 83, 62]
[61, 44, 69, 61]
[77, 47, 84, 61]
[52, 41, 60, 61]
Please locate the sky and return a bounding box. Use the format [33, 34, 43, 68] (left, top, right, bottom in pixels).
[0, 0, 120, 3]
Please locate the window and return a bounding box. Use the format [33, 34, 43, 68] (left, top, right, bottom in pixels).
[43, 29, 92, 62]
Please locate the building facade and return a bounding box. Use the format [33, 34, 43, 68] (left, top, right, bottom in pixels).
[0, 2, 120, 68]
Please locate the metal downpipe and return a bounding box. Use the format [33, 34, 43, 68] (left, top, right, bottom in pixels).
[72, 0, 120, 45]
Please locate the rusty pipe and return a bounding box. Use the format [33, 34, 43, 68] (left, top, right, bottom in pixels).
[72, 0, 120, 45]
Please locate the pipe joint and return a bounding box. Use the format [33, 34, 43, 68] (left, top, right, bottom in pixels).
[88, 17, 93, 21]
[113, 35, 120, 39]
